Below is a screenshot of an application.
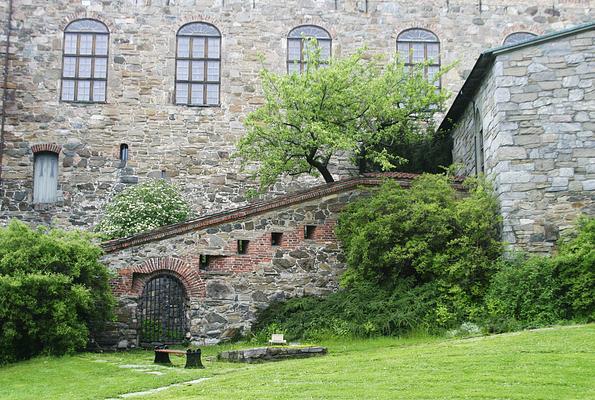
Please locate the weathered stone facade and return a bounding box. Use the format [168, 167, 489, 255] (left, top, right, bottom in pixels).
[1, 0, 592, 229]
[446, 24, 594, 253]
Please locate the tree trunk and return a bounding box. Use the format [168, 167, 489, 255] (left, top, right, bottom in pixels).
[313, 163, 335, 183]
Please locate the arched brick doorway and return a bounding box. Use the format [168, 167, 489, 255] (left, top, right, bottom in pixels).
[138, 273, 188, 344]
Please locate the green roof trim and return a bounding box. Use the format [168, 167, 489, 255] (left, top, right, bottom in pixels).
[438, 21, 595, 134]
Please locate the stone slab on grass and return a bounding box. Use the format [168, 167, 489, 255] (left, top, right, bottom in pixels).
[218, 346, 327, 363]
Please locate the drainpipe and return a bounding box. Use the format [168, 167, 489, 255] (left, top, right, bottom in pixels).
[0, 0, 13, 183]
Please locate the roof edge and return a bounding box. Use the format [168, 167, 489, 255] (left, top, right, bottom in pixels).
[438, 21, 595, 133]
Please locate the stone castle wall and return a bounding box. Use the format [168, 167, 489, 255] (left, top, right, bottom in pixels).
[451, 28, 595, 253]
[1, 0, 592, 229]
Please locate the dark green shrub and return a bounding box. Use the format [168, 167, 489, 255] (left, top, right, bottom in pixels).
[484, 257, 562, 332]
[553, 217, 594, 321]
[336, 174, 501, 328]
[96, 179, 191, 239]
[0, 220, 114, 364]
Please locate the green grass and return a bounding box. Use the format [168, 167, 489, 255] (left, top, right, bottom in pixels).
[1, 325, 594, 400]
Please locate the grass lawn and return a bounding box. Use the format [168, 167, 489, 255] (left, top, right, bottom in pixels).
[1, 324, 593, 400]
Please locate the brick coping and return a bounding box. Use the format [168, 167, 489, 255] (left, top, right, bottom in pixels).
[101, 173, 466, 253]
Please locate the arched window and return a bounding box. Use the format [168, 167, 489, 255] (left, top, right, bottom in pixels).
[175, 22, 221, 106]
[287, 25, 331, 74]
[61, 19, 109, 102]
[503, 32, 537, 46]
[119, 143, 129, 162]
[397, 28, 440, 87]
[34, 152, 59, 203]
[474, 108, 485, 175]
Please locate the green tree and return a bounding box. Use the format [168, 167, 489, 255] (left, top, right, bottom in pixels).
[237, 43, 450, 189]
[0, 220, 114, 364]
[96, 179, 191, 240]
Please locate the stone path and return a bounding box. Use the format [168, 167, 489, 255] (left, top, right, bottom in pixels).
[106, 378, 210, 399]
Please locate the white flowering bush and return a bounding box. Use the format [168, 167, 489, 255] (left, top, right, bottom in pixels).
[96, 180, 191, 239]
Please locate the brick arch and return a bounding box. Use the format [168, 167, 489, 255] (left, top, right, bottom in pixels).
[115, 257, 205, 299]
[61, 12, 115, 32]
[31, 143, 62, 155]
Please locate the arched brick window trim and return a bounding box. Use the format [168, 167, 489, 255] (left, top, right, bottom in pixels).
[31, 143, 62, 155]
[115, 257, 205, 299]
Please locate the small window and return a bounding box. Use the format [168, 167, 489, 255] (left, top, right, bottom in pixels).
[34, 152, 59, 203]
[397, 28, 441, 87]
[175, 22, 221, 106]
[503, 32, 537, 46]
[61, 19, 109, 103]
[287, 25, 331, 74]
[237, 240, 249, 254]
[119, 143, 128, 161]
[304, 225, 316, 239]
[199, 254, 209, 270]
[474, 108, 485, 175]
[271, 232, 283, 246]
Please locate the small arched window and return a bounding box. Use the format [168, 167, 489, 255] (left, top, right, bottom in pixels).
[503, 32, 537, 46]
[175, 22, 221, 106]
[34, 152, 59, 203]
[61, 19, 109, 102]
[397, 28, 440, 87]
[119, 143, 129, 162]
[287, 25, 331, 74]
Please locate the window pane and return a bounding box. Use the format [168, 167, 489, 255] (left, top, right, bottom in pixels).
[192, 37, 205, 58]
[94, 58, 107, 78]
[427, 43, 439, 62]
[64, 34, 77, 55]
[288, 39, 301, 61]
[79, 58, 92, 78]
[288, 62, 300, 74]
[207, 37, 219, 58]
[95, 35, 108, 55]
[79, 34, 93, 55]
[176, 83, 188, 104]
[177, 60, 189, 80]
[320, 40, 331, 61]
[93, 81, 106, 101]
[397, 42, 409, 61]
[62, 80, 75, 101]
[191, 61, 204, 81]
[428, 66, 440, 87]
[206, 84, 219, 105]
[63, 57, 76, 77]
[207, 61, 219, 81]
[77, 80, 91, 101]
[191, 84, 204, 105]
[177, 37, 190, 57]
[412, 43, 425, 63]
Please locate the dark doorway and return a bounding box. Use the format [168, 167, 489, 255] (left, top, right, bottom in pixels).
[139, 274, 188, 344]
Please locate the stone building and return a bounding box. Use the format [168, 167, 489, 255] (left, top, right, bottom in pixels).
[0, 0, 592, 228]
[0, 1, 593, 347]
[443, 22, 594, 253]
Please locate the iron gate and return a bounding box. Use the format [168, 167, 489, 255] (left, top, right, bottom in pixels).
[139, 274, 188, 344]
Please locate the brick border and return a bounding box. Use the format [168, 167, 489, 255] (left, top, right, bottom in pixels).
[31, 143, 62, 155]
[101, 173, 466, 253]
[112, 257, 205, 299]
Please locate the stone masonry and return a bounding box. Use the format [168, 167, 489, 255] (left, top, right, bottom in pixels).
[1, 1, 592, 229]
[448, 25, 594, 253]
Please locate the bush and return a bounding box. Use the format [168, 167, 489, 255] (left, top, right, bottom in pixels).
[96, 179, 191, 239]
[484, 217, 594, 332]
[336, 174, 501, 327]
[0, 220, 114, 364]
